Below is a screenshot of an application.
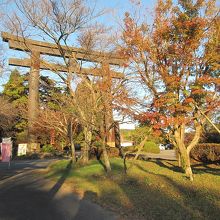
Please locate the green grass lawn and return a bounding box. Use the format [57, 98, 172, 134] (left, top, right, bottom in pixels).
[47, 158, 220, 220]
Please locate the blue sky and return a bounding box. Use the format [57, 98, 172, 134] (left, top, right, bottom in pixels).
[0, 0, 157, 129]
[96, 0, 156, 27]
[0, 0, 157, 91]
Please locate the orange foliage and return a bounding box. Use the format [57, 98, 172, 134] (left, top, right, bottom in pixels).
[121, 0, 219, 136]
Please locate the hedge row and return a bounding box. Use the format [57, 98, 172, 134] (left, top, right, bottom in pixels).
[89, 146, 120, 159]
[191, 143, 220, 162]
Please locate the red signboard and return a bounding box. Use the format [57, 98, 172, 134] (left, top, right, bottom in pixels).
[1, 143, 12, 162]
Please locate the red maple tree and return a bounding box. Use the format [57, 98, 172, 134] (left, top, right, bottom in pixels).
[121, 0, 220, 180]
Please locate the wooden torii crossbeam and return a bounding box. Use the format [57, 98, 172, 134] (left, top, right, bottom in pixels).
[8, 58, 124, 78]
[2, 32, 125, 149]
[2, 32, 124, 78]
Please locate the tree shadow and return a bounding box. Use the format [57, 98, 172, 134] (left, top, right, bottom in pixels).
[73, 191, 118, 220]
[49, 159, 73, 198]
[130, 163, 220, 219]
[76, 160, 220, 220]
[150, 159, 220, 177]
[83, 175, 193, 219]
[0, 161, 117, 220]
[96, 158, 107, 172]
[191, 163, 220, 176]
[0, 174, 64, 220]
[5, 158, 218, 220]
[153, 159, 182, 173]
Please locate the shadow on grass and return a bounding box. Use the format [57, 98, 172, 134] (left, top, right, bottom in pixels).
[78, 160, 220, 220]
[49, 159, 73, 198]
[97, 158, 107, 172]
[154, 159, 182, 173]
[151, 159, 220, 177]
[42, 158, 220, 219]
[126, 163, 220, 219]
[191, 163, 220, 176]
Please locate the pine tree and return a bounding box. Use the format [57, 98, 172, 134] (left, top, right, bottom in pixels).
[3, 69, 28, 107]
[2, 69, 28, 140]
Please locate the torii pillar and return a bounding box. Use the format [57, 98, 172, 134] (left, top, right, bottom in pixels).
[102, 62, 115, 146]
[27, 51, 40, 152]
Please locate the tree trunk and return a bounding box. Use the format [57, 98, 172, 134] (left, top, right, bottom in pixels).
[82, 127, 91, 164]
[101, 96, 112, 173]
[70, 136, 76, 162]
[69, 120, 76, 162]
[28, 51, 40, 151]
[101, 136, 111, 172]
[134, 136, 148, 160]
[114, 121, 124, 158]
[180, 149, 193, 181]
[82, 145, 89, 164]
[174, 126, 193, 181]
[177, 151, 181, 167]
[102, 143, 111, 173]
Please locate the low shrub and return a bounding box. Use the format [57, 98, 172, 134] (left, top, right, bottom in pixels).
[89, 146, 120, 159]
[107, 147, 120, 157]
[191, 143, 220, 163]
[143, 141, 160, 153]
[41, 144, 55, 153]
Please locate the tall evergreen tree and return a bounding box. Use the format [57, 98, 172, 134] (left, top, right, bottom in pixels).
[3, 69, 28, 107]
[39, 75, 63, 110]
[2, 69, 63, 142]
[2, 69, 28, 140]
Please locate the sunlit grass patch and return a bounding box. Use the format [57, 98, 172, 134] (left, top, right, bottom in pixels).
[47, 158, 220, 220]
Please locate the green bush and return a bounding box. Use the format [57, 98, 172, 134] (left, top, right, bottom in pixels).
[131, 126, 151, 145]
[89, 146, 119, 159]
[143, 141, 160, 153]
[93, 140, 102, 148]
[41, 144, 55, 153]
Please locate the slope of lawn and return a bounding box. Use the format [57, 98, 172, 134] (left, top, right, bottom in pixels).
[47, 158, 220, 220]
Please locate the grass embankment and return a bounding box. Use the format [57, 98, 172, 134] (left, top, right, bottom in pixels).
[47, 158, 220, 220]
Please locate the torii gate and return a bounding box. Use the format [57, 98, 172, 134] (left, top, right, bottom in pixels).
[2, 32, 124, 151]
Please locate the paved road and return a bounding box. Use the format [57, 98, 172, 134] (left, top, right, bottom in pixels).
[144, 150, 177, 160]
[0, 159, 118, 220]
[0, 159, 56, 180]
[127, 150, 177, 161]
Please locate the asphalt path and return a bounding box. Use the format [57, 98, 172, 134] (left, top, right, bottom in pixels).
[0, 159, 55, 180]
[127, 150, 177, 161]
[0, 159, 118, 220]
